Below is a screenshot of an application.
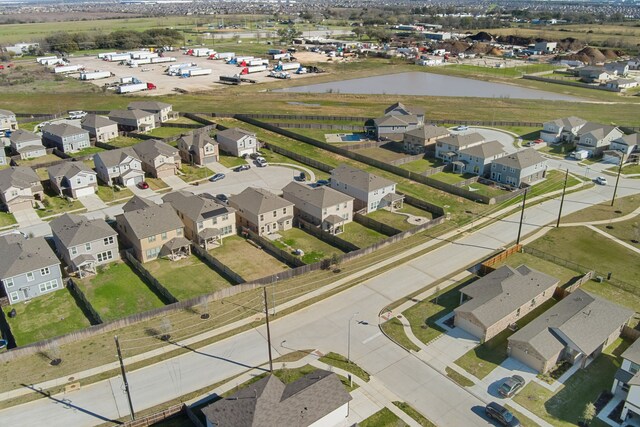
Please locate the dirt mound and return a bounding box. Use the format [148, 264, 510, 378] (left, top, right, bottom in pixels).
[487, 47, 504, 56]
[577, 46, 607, 63]
[558, 37, 584, 51]
[601, 48, 621, 60]
[496, 34, 536, 46]
[465, 42, 493, 54]
[438, 41, 470, 54]
[467, 31, 494, 42]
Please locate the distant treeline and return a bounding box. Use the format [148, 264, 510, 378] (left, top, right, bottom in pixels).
[43, 28, 182, 53]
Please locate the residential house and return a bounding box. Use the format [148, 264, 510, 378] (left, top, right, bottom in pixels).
[47, 162, 97, 198]
[132, 139, 181, 178]
[403, 125, 450, 154]
[540, 116, 587, 144]
[369, 102, 425, 140]
[177, 132, 219, 166]
[108, 109, 156, 133]
[9, 129, 47, 159]
[330, 164, 402, 214]
[201, 369, 351, 427]
[0, 234, 63, 304]
[0, 109, 18, 133]
[384, 102, 425, 122]
[605, 78, 639, 91]
[127, 101, 174, 123]
[611, 339, 640, 423]
[282, 181, 354, 234]
[435, 132, 485, 162]
[508, 289, 633, 374]
[50, 213, 120, 278]
[229, 187, 294, 236]
[454, 265, 558, 343]
[94, 147, 144, 187]
[0, 166, 43, 212]
[490, 149, 547, 187]
[81, 114, 119, 143]
[42, 123, 91, 154]
[629, 57, 640, 70]
[455, 141, 507, 176]
[604, 61, 630, 77]
[610, 133, 639, 156]
[115, 196, 190, 263]
[576, 123, 624, 157]
[162, 191, 236, 250]
[577, 66, 614, 84]
[216, 128, 258, 157]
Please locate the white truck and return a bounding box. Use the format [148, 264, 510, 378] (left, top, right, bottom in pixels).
[128, 58, 151, 67]
[53, 64, 84, 74]
[271, 53, 290, 61]
[80, 70, 112, 80]
[97, 52, 117, 59]
[36, 56, 57, 64]
[247, 58, 269, 66]
[213, 52, 234, 60]
[106, 53, 131, 62]
[117, 82, 156, 94]
[40, 58, 65, 66]
[151, 56, 177, 64]
[130, 51, 158, 60]
[181, 68, 212, 77]
[192, 48, 213, 57]
[167, 63, 196, 75]
[278, 62, 301, 71]
[241, 65, 268, 74]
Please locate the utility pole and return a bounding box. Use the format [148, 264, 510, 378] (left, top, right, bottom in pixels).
[114, 336, 135, 421]
[516, 188, 528, 245]
[556, 169, 569, 228]
[263, 287, 274, 373]
[611, 159, 624, 207]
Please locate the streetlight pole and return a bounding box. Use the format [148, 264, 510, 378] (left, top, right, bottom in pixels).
[556, 169, 569, 228]
[272, 275, 278, 316]
[263, 287, 273, 373]
[611, 159, 624, 207]
[347, 312, 359, 366]
[516, 188, 528, 245]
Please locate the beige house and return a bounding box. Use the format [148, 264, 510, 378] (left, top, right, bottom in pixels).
[132, 139, 181, 178]
[454, 265, 559, 343]
[109, 109, 156, 132]
[229, 187, 294, 236]
[330, 164, 402, 214]
[47, 162, 98, 198]
[127, 101, 174, 123]
[81, 114, 119, 143]
[0, 166, 43, 212]
[216, 128, 258, 157]
[282, 181, 354, 235]
[0, 109, 18, 133]
[177, 133, 219, 166]
[403, 125, 449, 154]
[163, 191, 236, 250]
[115, 196, 190, 263]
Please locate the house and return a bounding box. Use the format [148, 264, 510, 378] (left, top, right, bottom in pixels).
[0, 234, 63, 304]
[403, 125, 450, 154]
[435, 132, 485, 162]
[229, 187, 294, 236]
[132, 139, 181, 178]
[42, 123, 91, 153]
[369, 102, 425, 140]
[490, 149, 547, 187]
[384, 102, 425, 122]
[201, 369, 351, 427]
[216, 128, 258, 157]
[50, 213, 120, 278]
[577, 66, 614, 84]
[9, 130, 47, 159]
[576, 123, 624, 157]
[94, 147, 144, 187]
[108, 109, 156, 132]
[508, 289, 633, 374]
[629, 57, 640, 70]
[610, 133, 639, 155]
[611, 339, 640, 423]
[81, 114, 119, 143]
[454, 265, 558, 343]
[177, 132, 219, 166]
[47, 162, 97, 198]
[0, 109, 18, 133]
[534, 41, 557, 53]
[540, 117, 587, 144]
[162, 191, 236, 250]
[606, 78, 639, 91]
[0, 166, 43, 212]
[454, 141, 507, 176]
[604, 61, 630, 77]
[282, 181, 354, 235]
[330, 164, 402, 214]
[115, 196, 190, 263]
[127, 101, 174, 123]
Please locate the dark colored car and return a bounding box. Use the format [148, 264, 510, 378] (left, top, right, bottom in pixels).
[137, 181, 149, 189]
[485, 402, 521, 427]
[234, 164, 250, 172]
[294, 172, 306, 182]
[498, 375, 525, 398]
[209, 173, 226, 182]
[215, 194, 229, 204]
[315, 179, 330, 186]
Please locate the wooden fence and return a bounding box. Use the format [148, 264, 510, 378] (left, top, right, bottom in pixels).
[243, 228, 306, 268]
[388, 153, 425, 166]
[191, 244, 246, 284]
[422, 164, 449, 176]
[554, 271, 594, 299]
[354, 213, 402, 237]
[479, 244, 522, 276]
[123, 403, 185, 427]
[124, 251, 179, 304]
[266, 122, 364, 132]
[297, 218, 360, 252]
[66, 278, 103, 325]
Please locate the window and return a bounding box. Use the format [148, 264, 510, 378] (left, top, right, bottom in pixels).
[10, 190, 17, 197]
[40, 267, 50, 276]
[39, 279, 58, 293]
[221, 214, 228, 221]
[85, 242, 91, 251]
[71, 246, 78, 256]
[103, 236, 114, 246]
[283, 208, 287, 214]
[26, 272, 34, 282]
[145, 247, 161, 259]
[260, 214, 264, 221]
[630, 362, 640, 375]
[197, 222, 204, 230]
[76, 178, 82, 185]
[4, 277, 13, 288]
[273, 211, 277, 217]
[161, 232, 167, 240]
[221, 225, 233, 235]
[148, 235, 156, 243]
[97, 250, 113, 263]
[9, 292, 18, 302]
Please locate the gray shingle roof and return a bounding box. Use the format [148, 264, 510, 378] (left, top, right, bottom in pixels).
[127, 101, 172, 112]
[178, 133, 217, 151]
[622, 338, 640, 366]
[439, 132, 485, 148]
[0, 235, 59, 278]
[116, 200, 183, 240]
[0, 166, 40, 192]
[50, 213, 116, 247]
[201, 369, 351, 427]
[331, 164, 396, 192]
[0, 109, 15, 118]
[615, 133, 640, 147]
[132, 139, 178, 160]
[94, 147, 139, 168]
[373, 114, 419, 127]
[404, 125, 449, 140]
[577, 122, 621, 140]
[492, 148, 546, 170]
[122, 195, 155, 213]
[162, 191, 234, 222]
[547, 116, 586, 129]
[229, 187, 293, 216]
[459, 140, 506, 159]
[216, 127, 255, 142]
[9, 129, 41, 144]
[109, 109, 154, 121]
[384, 102, 424, 116]
[81, 114, 117, 129]
[282, 181, 353, 209]
[47, 161, 96, 180]
[42, 123, 88, 138]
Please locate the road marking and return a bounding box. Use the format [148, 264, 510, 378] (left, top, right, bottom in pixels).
[362, 332, 382, 345]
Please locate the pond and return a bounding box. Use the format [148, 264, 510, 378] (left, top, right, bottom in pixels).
[276, 71, 585, 102]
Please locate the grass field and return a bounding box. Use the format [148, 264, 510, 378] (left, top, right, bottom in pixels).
[274, 228, 344, 264]
[562, 194, 639, 222]
[68, 146, 105, 158]
[354, 146, 410, 163]
[107, 136, 145, 148]
[178, 165, 213, 183]
[6, 289, 91, 346]
[147, 126, 194, 139]
[144, 255, 232, 300]
[217, 154, 246, 169]
[360, 408, 408, 427]
[16, 153, 61, 168]
[146, 177, 169, 191]
[595, 218, 640, 249]
[209, 235, 288, 281]
[257, 148, 330, 180]
[620, 164, 640, 175]
[399, 157, 444, 174]
[368, 209, 417, 231]
[393, 401, 437, 427]
[95, 184, 133, 203]
[37, 192, 85, 218]
[381, 317, 420, 352]
[318, 352, 370, 381]
[0, 211, 17, 227]
[340, 221, 387, 248]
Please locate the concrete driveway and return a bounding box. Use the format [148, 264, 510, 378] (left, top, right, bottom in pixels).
[12, 207, 43, 228]
[78, 194, 107, 211]
[450, 127, 518, 154]
[161, 175, 189, 191]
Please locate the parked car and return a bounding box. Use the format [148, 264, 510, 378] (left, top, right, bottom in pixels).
[485, 402, 521, 426]
[316, 179, 330, 186]
[595, 176, 608, 185]
[294, 172, 306, 182]
[209, 173, 226, 182]
[524, 141, 535, 147]
[455, 125, 469, 131]
[249, 152, 264, 160]
[215, 194, 229, 204]
[533, 139, 544, 144]
[234, 164, 250, 172]
[255, 157, 268, 167]
[137, 181, 149, 189]
[68, 110, 87, 120]
[498, 375, 525, 398]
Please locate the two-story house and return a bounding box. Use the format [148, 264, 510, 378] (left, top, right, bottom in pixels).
[604, 133, 639, 165]
[132, 139, 181, 178]
[42, 123, 91, 153]
[115, 196, 190, 263]
[0, 166, 43, 212]
[216, 128, 258, 157]
[177, 132, 219, 166]
[576, 123, 624, 157]
[50, 213, 120, 277]
[94, 147, 144, 187]
[403, 125, 450, 155]
[370, 102, 425, 140]
[490, 149, 547, 187]
[127, 101, 174, 123]
[540, 116, 587, 144]
[0, 109, 18, 133]
[229, 187, 294, 236]
[435, 133, 485, 162]
[163, 191, 236, 249]
[455, 141, 507, 176]
[47, 162, 98, 198]
[0, 234, 63, 304]
[9, 129, 47, 160]
[330, 164, 402, 214]
[81, 114, 119, 143]
[108, 109, 156, 133]
[282, 181, 354, 235]
[611, 339, 640, 423]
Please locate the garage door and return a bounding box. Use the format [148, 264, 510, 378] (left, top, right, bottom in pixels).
[75, 187, 95, 197]
[125, 176, 143, 187]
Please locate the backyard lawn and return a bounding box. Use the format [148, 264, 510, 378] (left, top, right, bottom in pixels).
[368, 209, 416, 231]
[494, 251, 582, 287]
[360, 408, 407, 427]
[398, 204, 434, 220]
[340, 222, 387, 249]
[77, 261, 165, 321]
[144, 255, 232, 300]
[399, 157, 444, 174]
[562, 194, 639, 222]
[68, 146, 106, 158]
[6, 288, 91, 346]
[147, 126, 193, 139]
[37, 192, 85, 218]
[209, 235, 289, 281]
[354, 146, 409, 163]
[15, 153, 61, 168]
[274, 228, 344, 264]
[0, 211, 17, 227]
[108, 136, 145, 148]
[430, 171, 474, 185]
[165, 116, 202, 125]
[178, 165, 213, 183]
[95, 184, 133, 203]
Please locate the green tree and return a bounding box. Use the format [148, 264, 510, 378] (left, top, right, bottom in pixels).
[277, 26, 302, 44]
[582, 402, 596, 426]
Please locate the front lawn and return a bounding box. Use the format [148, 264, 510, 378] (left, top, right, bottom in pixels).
[368, 209, 416, 231]
[0, 211, 17, 227]
[274, 227, 344, 264]
[538, 142, 574, 158]
[178, 164, 213, 183]
[146, 177, 169, 191]
[620, 164, 640, 175]
[562, 194, 639, 222]
[144, 255, 232, 300]
[36, 192, 85, 218]
[95, 184, 133, 203]
[340, 222, 387, 249]
[393, 401, 437, 427]
[209, 235, 289, 281]
[6, 288, 91, 346]
[381, 317, 420, 352]
[217, 154, 246, 168]
[360, 408, 407, 427]
[77, 261, 165, 321]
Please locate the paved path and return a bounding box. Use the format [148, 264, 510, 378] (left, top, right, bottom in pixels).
[78, 194, 107, 211]
[161, 175, 189, 191]
[12, 207, 43, 228]
[270, 162, 317, 182]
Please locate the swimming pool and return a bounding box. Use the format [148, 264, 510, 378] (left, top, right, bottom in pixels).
[340, 134, 364, 142]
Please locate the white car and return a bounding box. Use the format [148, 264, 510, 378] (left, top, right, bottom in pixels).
[595, 176, 608, 185]
[255, 157, 268, 167]
[68, 111, 87, 120]
[455, 125, 469, 131]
